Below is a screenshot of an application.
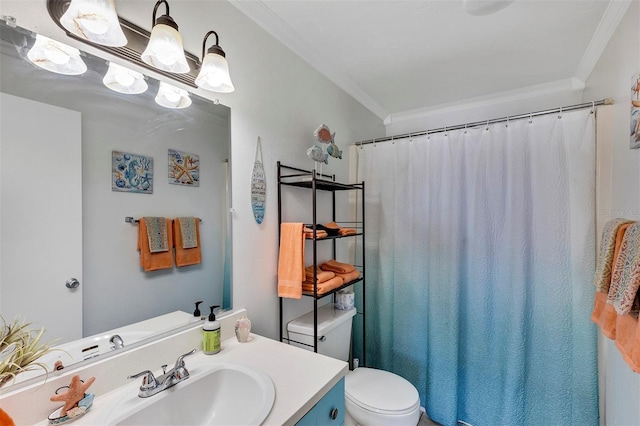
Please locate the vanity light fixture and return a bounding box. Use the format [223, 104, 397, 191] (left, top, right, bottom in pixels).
[103, 62, 148, 94]
[155, 81, 192, 109]
[141, 0, 189, 74]
[195, 30, 234, 93]
[27, 34, 87, 75]
[59, 0, 127, 47]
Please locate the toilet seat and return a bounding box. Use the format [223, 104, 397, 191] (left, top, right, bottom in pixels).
[345, 368, 420, 416]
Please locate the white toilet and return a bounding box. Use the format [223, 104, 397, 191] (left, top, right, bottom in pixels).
[287, 304, 422, 425]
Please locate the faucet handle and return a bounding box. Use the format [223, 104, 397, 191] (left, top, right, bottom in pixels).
[174, 349, 196, 368]
[127, 370, 158, 391]
[174, 349, 196, 380]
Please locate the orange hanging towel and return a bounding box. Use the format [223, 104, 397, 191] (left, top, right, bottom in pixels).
[278, 223, 305, 299]
[592, 221, 632, 338]
[138, 218, 174, 271]
[0, 408, 15, 426]
[174, 218, 202, 267]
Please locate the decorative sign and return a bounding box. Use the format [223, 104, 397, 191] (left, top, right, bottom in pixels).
[631, 68, 640, 149]
[251, 137, 266, 224]
[169, 149, 200, 186]
[112, 150, 153, 194]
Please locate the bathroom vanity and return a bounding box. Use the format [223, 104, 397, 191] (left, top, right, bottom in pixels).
[0, 309, 348, 425]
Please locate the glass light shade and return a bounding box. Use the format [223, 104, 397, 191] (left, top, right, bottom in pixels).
[195, 52, 235, 93]
[26, 34, 87, 75]
[103, 62, 148, 94]
[60, 0, 127, 47]
[141, 24, 189, 73]
[155, 81, 191, 109]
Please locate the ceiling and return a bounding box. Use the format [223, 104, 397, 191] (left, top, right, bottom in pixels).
[230, 0, 630, 121]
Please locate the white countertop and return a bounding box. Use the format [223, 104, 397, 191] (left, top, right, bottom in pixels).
[47, 333, 348, 426]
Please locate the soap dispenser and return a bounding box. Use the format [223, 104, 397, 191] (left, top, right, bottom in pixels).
[203, 305, 221, 354]
[189, 301, 204, 323]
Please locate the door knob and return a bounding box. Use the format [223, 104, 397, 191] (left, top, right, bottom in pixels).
[66, 278, 80, 289]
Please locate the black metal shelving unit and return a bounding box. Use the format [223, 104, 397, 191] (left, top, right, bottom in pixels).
[277, 161, 366, 366]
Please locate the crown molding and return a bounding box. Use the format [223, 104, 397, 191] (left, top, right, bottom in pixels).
[384, 78, 584, 126]
[228, 0, 388, 119]
[573, 0, 632, 83]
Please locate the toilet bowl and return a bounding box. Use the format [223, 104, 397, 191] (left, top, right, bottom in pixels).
[344, 367, 421, 426]
[287, 305, 422, 426]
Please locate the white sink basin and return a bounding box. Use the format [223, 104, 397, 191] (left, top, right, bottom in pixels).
[101, 362, 275, 425]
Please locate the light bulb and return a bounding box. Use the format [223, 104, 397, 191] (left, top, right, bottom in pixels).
[114, 70, 135, 87]
[164, 90, 181, 103]
[103, 62, 147, 94]
[43, 45, 70, 65]
[155, 81, 191, 109]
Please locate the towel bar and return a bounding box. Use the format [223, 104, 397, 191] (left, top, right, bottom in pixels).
[125, 217, 202, 224]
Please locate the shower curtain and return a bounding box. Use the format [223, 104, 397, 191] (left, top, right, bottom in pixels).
[356, 109, 598, 426]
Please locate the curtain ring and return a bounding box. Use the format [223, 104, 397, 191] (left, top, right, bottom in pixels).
[558, 107, 563, 119]
[506, 116, 509, 128]
[373, 138, 376, 147]
[591, 101, 595, 114]
[464, 123, 468, 134]
[529, 113, 533, 124]
[444, 126, 448, 137]
[485, 120, 489, 131]
[409, 132, 413, 143]
[391, 135, 395, 145]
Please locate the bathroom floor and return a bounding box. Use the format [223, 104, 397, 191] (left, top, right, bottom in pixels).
[419, 412, 441, 426]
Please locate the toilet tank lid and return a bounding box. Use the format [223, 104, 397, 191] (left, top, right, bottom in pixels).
[345, 368, 420, 415]
[287, 304, 356, 337]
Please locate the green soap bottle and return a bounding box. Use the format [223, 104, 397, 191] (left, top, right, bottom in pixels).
[203, 305, 221, 354]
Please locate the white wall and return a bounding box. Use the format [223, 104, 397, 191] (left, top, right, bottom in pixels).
[216, 2, 385, 338]
[582, 2, 640, 425]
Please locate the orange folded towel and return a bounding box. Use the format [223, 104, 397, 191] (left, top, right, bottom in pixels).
[138, 218, 174, 271]
[305, 265, 336, 283]
[174, 218, 201, 267]
[302, 276, 344, 295]
[304, 227, 328, 239]
[320, 259, 355, 274]
[278, 223, 305, 299]
[325, 221, 357, 236]
[335, 269, 361, 284]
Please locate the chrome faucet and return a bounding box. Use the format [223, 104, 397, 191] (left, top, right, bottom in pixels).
[109, 334, 124, 349]
[128, 349, 196, 398]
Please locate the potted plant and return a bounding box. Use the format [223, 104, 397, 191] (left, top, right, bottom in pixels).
[0, 316, 53, 387]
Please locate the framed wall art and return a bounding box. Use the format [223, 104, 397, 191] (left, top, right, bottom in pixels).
[112, 150, 153, 193]
[168, 149, 200, 186]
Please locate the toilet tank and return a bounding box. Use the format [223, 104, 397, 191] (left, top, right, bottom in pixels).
[287, 304, 356, 361]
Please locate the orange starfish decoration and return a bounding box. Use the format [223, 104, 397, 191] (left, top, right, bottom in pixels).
[50, 375, 95, 416]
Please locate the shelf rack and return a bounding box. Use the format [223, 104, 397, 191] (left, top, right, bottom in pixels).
[277, 161, 366, 366]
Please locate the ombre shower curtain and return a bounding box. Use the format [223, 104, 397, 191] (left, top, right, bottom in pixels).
[356, 108, 598, 425]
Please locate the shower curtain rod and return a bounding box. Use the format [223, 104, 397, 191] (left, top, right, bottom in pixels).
[353, 97, 615, 146]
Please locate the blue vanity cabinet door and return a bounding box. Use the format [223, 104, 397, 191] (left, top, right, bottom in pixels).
[296, 377, 345, 425]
